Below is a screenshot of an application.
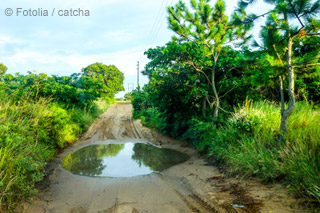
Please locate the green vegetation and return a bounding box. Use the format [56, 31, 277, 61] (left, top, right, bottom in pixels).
[124, 92, 132, 101]
[131, 0, 320, 204]
[0, 63, 124, 209]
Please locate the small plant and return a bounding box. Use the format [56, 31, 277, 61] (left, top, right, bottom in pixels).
[229, 99, 266, 133]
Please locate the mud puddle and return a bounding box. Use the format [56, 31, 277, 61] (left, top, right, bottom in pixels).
[18, 103, 307, 213]
[61, 143, 189, 177]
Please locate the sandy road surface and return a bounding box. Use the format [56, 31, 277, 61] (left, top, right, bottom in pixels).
[20, 103, 304, 213]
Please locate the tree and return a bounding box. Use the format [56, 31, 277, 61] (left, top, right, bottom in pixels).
[82, 63, 125, 100]
[0, 63, 7, 78]
[167, 0, 249, 122]
[144, 41, 249, 118]
[236, 0, 320, 136]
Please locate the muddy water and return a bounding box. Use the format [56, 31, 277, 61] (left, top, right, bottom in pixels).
[61, 143, 189, 177]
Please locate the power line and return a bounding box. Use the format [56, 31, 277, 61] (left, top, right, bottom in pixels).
[150, 0, 172, 46]
[147, 0, 167, 45]
[149, 0, 170, 45]
[149, 0, 175, 47]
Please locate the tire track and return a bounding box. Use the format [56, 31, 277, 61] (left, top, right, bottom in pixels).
[129, 117, 141, 139]
[154, 174, 220, 213]
[174, 190, 219, 213]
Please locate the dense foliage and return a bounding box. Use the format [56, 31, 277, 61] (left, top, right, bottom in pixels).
[82, 63, 125, 100]
[131, 0, 320, 204]
[0, 63, 124, 209]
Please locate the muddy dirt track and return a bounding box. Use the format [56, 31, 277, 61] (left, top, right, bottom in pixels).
[20, 103, 305, 213]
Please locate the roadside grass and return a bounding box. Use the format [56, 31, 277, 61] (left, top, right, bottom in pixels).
[0, 94, 109, 209]
[197, 101, 320, 201]
[133, 100, 320, 202]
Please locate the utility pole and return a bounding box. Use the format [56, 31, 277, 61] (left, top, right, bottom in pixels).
[137, 61, 140, 89]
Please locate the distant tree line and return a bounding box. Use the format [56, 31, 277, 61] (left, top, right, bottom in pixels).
[0, 62, 125, 108]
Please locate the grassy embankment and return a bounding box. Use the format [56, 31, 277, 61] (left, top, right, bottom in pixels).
[0, 94, 110, 209]
[133, 101, 320, 203]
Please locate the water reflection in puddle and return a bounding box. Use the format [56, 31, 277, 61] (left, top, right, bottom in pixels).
[62, 143, 189, 177]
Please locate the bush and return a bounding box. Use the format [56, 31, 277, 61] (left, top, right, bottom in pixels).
[228, 99, 266, 134]
[131, 88, 149, 119]
[140, 107, 166, 131]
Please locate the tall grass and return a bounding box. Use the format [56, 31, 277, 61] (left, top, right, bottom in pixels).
[196, 100, 320, 201]
[0, 94, 109, 209]
[0, 97, 55, 207]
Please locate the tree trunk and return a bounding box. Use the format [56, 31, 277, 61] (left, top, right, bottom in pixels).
[279, 75, 285, 114]
[212, 54, 220, 122]
[213, 97, 219, 122]
[280, 38, 296, 136]
[279, 75, 285, 141]
[212, 69, 220, 122]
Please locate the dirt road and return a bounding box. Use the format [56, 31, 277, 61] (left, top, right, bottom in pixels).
[21, 103, 304, 213]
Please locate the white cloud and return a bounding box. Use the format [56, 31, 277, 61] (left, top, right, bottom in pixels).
[0, 35, 23, 46]
[3, 45, 147, 75]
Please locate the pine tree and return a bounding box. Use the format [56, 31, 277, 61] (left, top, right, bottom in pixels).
[235, 0, 320, 137]
[167, 0, 249, 122]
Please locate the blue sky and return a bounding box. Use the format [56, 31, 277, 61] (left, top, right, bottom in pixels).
[1, 0, 271, 97]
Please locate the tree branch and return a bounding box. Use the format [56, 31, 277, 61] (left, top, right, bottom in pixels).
[273, 44, 284, 65]
[293, 63, 320, 68]
[288, 0, 304, 28]
[241, 11, 272, 24]
[219, 85, 240, 99]
[184, 61, 213, 86]
[305, 32, 320, 36]
[170, 9, 195, 43]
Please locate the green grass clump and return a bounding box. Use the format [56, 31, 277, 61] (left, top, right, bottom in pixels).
[0, 94, 109, 209]
[197, 100, 320, 201]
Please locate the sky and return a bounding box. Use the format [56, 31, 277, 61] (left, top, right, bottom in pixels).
[0, 0, 272, 98]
